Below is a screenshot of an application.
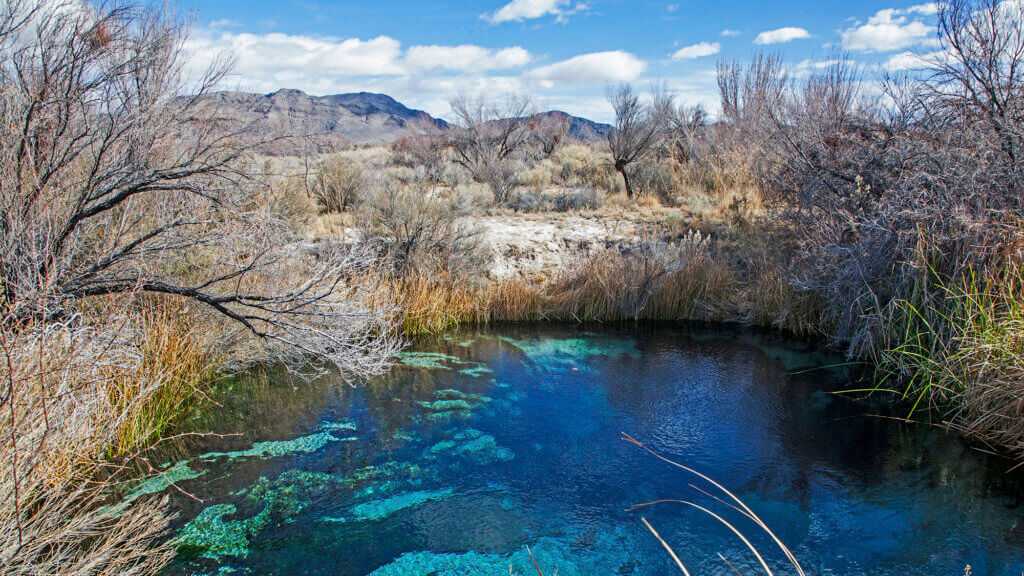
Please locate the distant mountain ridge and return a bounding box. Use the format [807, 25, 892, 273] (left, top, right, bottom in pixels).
[195, 89, 611, 154]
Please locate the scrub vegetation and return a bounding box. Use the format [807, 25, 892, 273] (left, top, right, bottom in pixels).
[2, 0, 1024, 573]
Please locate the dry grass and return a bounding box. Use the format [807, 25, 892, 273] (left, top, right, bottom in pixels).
[375, 273, 488, 334]
[738, 264, 822, 337]
[107, 302, 221, 458]
[379, 231, 756, 333]
[0, 298, 213, 575]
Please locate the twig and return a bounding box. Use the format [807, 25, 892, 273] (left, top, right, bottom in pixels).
[525, 545, 545, 576]
[641, 517, 691, 576]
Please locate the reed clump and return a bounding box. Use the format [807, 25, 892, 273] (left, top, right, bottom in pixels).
[108, 302, 222, 458]
[873, 260, 1024, 456]
[0, 298, 219, 575]
[379, 229, 816, 334]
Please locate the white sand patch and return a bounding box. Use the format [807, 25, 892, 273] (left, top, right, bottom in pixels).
[480, 214, 640, 280]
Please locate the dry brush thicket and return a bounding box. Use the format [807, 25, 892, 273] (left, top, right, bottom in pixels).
[0, 1, 397, 573]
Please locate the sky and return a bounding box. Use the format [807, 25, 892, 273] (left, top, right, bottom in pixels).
[181, 0, 943, 122]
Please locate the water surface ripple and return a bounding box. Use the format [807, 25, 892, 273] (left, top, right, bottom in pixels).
[150, 325, 1024, 576]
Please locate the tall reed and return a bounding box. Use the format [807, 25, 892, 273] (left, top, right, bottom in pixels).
[874, 261, 1024, 455]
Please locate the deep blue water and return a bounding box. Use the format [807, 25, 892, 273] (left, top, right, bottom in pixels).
[147, 325, 1024, 576]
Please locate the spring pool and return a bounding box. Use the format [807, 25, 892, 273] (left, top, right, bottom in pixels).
[146, 325, 1024, 575]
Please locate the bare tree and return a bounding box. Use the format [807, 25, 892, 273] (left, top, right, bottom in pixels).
[0, 1, 401, 574]
[926, 0, 1024, 191]
[606, 83, 666, 198]
[447, 93, 538, 205]
[0, 0, 398, 375]
[532, 111, 571, 157]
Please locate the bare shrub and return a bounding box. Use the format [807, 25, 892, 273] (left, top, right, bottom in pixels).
[0, 0, 398, 376]
[508, 187, 605, 213]
[357, 177, 488, 278]
[552, 144, 622, 193]
[0, 2, 401, 574]
[309, 154, 366, 213]
[391, 119, 449, 183]
[531, 112, 571, 157]
[551, 188, 605, 212]
[448, 94, 546, 205]
[629, 159, 676, 201]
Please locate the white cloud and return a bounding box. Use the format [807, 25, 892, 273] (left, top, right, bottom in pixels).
[671, 41, 721, 60]
[883, 51, 926, 70]
[405, 45, 531, 72]
[485, 0, 588, 24]
[883, 49, 953, 71]
[527, 51, 648, 86]
[841, 6, 937, 52]
[209, 18, 241, 29]
[907, 3, 939, 15]
[796, 58, 857, 71]
[720, 29, 741, 37]
[186, 30, 535, 84]
[754, 27, 812, 45]
[187, 32, 406, 78]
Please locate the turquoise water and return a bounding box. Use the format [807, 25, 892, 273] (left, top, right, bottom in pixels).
[148, 325, 1024, 575]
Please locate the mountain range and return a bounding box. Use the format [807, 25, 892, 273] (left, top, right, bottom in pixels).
[195, 89, 612, 154]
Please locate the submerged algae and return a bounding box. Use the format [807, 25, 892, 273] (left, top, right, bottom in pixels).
[366, 550, 510, 576]
[499, 335, 640, 372]
[320, 419, 358, 432]
[106, 460, 206, 515]
[367, 533, 635, 576]
[177, 504, 264, 561]
[396, 352, 464, 370]
[341, 488, 455, 522]
[199, 430, 348, 463]
[426, 428, 514, 464]
[396, 352, 492, 377]
[425, 409, 475, 423]
[179, 470, 343, 561]
[457, 364, 493, 377]
[434, 389, 489, 402]
[417, 389, 492, 424]
[419, 399, 475, 412]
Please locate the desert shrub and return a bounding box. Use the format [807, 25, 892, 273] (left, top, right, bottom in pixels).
[508, 188, 605, 213]
[518, 160, 555, 189]
[629, 159, 676, 202]
[552, 144, 622, 194]
[391, 121, 448, 182]
[357, 177, 488, 278]
[507, 189, 549, 213]
[551, 188, 605, 212]
[310, 155, 366, 213]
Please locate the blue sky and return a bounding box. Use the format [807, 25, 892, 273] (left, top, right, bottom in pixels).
[183, 0, 942, 122]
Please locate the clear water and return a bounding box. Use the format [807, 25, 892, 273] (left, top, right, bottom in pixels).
[147, 325, 1024, 576]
